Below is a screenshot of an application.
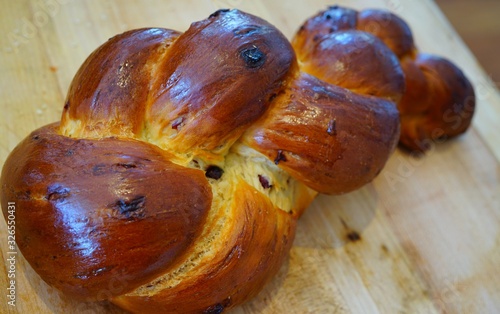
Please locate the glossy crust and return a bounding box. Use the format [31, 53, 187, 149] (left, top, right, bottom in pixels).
[398, 54, 475, 150]
[61, 10, 296, 163]
[243, 73, 400, 194]
[146, 11, 296, 159]
[61, 28, 181, 139]
[293, 6, 476, 152]
[0, 123, 211, 300]
[293, 8, 405, 102]
[1, 9, 400, 313]
[113, 180, 297, 314]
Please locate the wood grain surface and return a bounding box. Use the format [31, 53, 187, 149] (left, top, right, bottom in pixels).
[1, 0, 499, 313]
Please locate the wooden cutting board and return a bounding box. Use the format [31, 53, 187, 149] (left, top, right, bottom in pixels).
[1, 0, 499, 313]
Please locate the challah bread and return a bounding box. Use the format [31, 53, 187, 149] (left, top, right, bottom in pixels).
[1, 9, 401, 313]
[293, 5, 476, 152]
[241, 73, 400, 194]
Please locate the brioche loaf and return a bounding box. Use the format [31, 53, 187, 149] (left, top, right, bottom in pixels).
[293, 5, 476, 152]
[0, 9, 401, 313]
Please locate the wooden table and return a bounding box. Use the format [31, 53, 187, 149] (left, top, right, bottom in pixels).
[1, 0, 499, 313]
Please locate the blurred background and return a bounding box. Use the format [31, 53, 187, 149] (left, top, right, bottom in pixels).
[435, 0, 500, 90]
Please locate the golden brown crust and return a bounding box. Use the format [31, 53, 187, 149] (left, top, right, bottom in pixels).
[293, 6, 358, 56]
[242, 73, 400, 194]
[357, 8, 415, 59]
[293, 6, 476, 152]
[292, 6, 415, 59]
[294, 29, 404, 102]
[113, 180, 296, 313]
[357, 10, 475, 151]
[293, 7, 405, 103]
[398, 54, 475, 151]
[0, 124, 211, 300]
[61, 28, 181, 138]
[1, 8, 402, 312]
[146, 9, 296, 159]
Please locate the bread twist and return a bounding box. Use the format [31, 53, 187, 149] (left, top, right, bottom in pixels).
[0, 9, 401, 313]
[293, 5, 476, 152]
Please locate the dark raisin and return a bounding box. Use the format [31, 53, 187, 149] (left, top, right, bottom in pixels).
[274, 150, 287, 165]
[240, 46, 266, 68]
[205, 166, 224, 180]
[46, 185, 70, 201]
[115, 196, 146, 219]
[258, 175, 272, 189]
[346, 231, 361, 242]
[203, 303, 225, 314]
[327, 119, 337, 136]
[172, 117, 184, 130]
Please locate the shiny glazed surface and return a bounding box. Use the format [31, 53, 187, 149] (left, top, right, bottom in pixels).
[0, 8, 402, 313]
[293, 5, 475, 152]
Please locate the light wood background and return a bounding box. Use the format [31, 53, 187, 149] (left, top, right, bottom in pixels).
[0, 0, 499, 313]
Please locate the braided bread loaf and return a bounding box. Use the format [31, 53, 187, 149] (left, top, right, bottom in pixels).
[293, 5, 476, 152]
[0, 9, 401, 313]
